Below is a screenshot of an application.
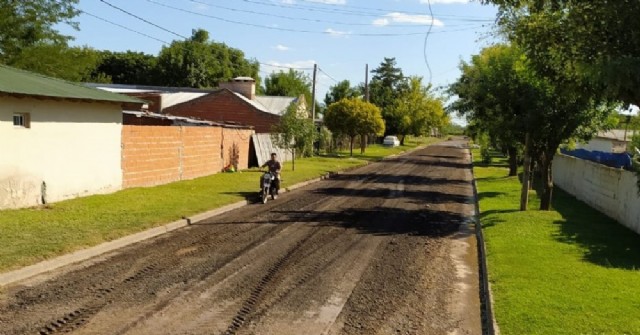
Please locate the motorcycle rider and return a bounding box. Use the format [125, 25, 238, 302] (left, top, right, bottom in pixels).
[261, 152, 281, 195]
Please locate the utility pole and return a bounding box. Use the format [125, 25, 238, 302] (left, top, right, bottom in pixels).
[364, 64, 369, 102]
[311, 63, 317, 122]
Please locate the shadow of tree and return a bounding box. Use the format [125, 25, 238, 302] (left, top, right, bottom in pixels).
[551, 188, 640, 270]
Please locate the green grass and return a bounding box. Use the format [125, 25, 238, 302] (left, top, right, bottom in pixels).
[334, 136, 443, 160]
[474, 150, 640, 335]
[0, 137, 441, 273]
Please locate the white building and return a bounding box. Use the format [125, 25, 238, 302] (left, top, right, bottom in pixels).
[0, 65, 143, 209]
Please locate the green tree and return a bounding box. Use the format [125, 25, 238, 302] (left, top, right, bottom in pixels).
[324, 80, 360, 106]
[156, 29, 259, 88]
[271, 103, 315, 170]
[264, 69, 313, 106]
[450, 43, 614, 210]
[0, 0, 79, 64]
[449, 44, 531, 176]
[392, 76, 447, 145]
[483, 0, 640, 107]
[9, 44, 101, 82]
[325, 98, 385, 156]
[369, 57, 409, 135]
[92, 50, 158, 85]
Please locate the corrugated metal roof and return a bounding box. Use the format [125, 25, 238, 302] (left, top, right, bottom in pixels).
[0, 65, 143, 104]
[161, 92, 209, 109]
[123, 110, 253, 129]
[232, 93, 295, 116]
[596, 129, 637, 141]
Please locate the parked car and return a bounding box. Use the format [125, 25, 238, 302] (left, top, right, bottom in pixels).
[383, 135, 400, 147]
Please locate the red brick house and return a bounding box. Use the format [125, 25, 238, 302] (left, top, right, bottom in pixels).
[163, 77, 306, 134]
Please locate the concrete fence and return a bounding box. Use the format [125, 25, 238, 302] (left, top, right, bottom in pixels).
[553, 154, 640, 234]
[122, 125, 252, 188]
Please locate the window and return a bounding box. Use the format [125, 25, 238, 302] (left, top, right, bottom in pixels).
[13, 113, 30, 128]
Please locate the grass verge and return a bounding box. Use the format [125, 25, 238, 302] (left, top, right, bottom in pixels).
[0, 138, 441, 273]
[474, 150, 640, 334]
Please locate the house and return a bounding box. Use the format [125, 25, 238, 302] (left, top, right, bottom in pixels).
[577, 129, 637, 153]
[164, 77, 307, 134]
[0, 65, 144, 209]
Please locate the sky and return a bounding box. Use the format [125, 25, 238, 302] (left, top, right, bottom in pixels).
[59, 0, 501, 122]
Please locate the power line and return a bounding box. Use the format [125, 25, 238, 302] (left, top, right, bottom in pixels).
[98, 0, 188, 39]
[81, 10, 170, 44]
[318, 67, 339, 84]
[424, 0, 434, 85]
[144, 0, 430, 37]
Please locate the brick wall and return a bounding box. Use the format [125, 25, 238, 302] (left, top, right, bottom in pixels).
[122, 125, 253, 188]
[164, 90, 281, 133]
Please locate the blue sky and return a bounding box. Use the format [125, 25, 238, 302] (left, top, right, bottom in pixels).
[60, 0, 499, 115]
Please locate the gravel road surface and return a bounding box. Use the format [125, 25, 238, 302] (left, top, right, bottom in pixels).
[0, 140, 481, 335]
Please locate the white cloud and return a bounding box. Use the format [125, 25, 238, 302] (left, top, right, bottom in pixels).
[281, 0, 296, 4]
[372, 12, 444, 27]
[325, 28, 351, 37]
[274, 44, 290, 51]
[420, 0, 469, 3]
[194, 3, 208, 11]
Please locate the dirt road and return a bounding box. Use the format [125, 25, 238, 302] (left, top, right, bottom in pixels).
[0, 140, 481, 335]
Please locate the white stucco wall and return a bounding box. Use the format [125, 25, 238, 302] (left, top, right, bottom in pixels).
[0, 96, 123, 209]
[577, 138, 614, 153]
[553, 154, 640, 234]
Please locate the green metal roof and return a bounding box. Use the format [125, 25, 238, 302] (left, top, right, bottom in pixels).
[0, 64, 143, 104]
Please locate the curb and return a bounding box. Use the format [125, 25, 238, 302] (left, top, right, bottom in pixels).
[468, 149, 498, 335]
[0, 172, 337, 287]
[0, 144, 432, 287]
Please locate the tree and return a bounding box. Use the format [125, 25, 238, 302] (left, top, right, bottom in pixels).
[271, 103, 315, 170]
[0, 0, 79, 64]
[391, 76, 447, 145]
[450, 43, 614, 210]
[449, 45, 531, 176]
[9, 44, 102, 82]
[264, 69, 313, 106]
[156, 29, 259, 88]
[369, 57, 409, 135]
[92, 50, 158, 85]
[325, 98, 385, 156]
[482, 0, 640, 107]
[324, 80, 360, 106]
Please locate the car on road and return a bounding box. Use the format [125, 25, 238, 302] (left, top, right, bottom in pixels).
[383, 135, 400, 147]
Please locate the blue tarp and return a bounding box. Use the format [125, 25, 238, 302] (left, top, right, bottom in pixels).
[560, 148, 633, 170]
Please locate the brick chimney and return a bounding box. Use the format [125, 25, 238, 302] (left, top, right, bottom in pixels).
[219, 77, 256, 100]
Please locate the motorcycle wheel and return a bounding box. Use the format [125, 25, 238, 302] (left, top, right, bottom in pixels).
[261, 188, 268, 204]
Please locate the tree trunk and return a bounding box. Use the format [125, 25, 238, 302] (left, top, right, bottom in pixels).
[539, 151, 554, 211]
[400, 134, 406, 146]
[292, 147, 295, 171]
[350, 136, 354, 157]
[360, 134, 366, 154]
[507, 146, 518, 176]
[520, 133, 531, 211]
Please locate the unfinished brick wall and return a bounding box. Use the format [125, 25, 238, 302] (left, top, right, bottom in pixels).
[122, 125, 253, 188]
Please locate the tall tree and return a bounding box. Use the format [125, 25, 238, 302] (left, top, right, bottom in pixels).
[92, 50, 158, 85]
[482, 0, 640, 106]
[0, 0, 79, 64]
[450, 43, 614, 210]
[392, 76, 447, 145]
[369, 57, 409, 135]
[156, 29, 259, 88]
[264, 69, 313, 106]
[324, 80, 360, 106]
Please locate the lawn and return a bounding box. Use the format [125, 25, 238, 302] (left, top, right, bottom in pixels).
[0, 137, 441, 273]
[474, 150, 640, 334]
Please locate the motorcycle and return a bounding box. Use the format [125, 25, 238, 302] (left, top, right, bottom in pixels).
[260, 172, 278, 204]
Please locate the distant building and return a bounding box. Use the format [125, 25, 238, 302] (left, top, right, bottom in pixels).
[577, 129, 637, 153]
